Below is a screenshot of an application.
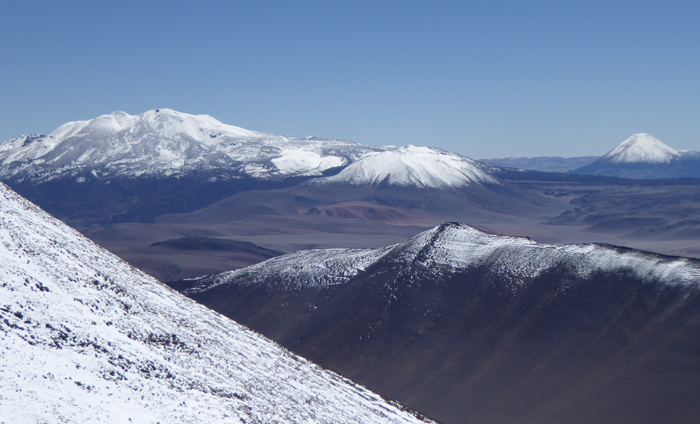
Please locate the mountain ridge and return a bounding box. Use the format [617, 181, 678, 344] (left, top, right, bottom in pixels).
[184, 222, 700, 294]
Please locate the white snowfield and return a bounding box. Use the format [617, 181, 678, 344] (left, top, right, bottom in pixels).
[313, 145, 499, 188]
[602, 133, 681, 164]
[0, 109, 376, 182]
[0, 183, 434, 424]
[192, 223, 700, 293]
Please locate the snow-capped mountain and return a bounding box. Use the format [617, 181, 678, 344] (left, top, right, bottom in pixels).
[313, 145, 498, 188]
[572, 133, 700, 178]
[0, 109, 378, 182]
[602, 133, 680, 164]
[0, 182, 434, 423]
[174, 223, 700, 424]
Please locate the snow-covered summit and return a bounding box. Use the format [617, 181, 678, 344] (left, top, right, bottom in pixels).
[188, 222, 700, 293]
[603, 133, 680, 164]
[312, 145, 499, 188]
[0, 182, 434, 423]
[0, 109, 374, 182]
[51, 108, 266, 144]
[385, 223, 700, 284]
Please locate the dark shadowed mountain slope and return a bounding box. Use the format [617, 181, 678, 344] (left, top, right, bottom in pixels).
[172, 223, 700, 424]
[0, 182, 435, 424]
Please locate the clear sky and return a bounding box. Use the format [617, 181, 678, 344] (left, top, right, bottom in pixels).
[1, 0, 699, 158]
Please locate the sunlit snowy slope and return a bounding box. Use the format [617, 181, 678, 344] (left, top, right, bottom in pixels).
[0, 182, 434, 424]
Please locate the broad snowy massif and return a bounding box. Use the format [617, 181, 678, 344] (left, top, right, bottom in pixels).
[0, 109, 380, 182]
[0, 182, 434, 424]
[0, 108, 505, 190]
[0, 109, 500, 188]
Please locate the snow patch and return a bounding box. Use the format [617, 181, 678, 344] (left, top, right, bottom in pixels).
[271, 150, 345, 176]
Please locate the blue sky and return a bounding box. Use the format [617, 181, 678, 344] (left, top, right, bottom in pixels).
[1, 0, 699, 158]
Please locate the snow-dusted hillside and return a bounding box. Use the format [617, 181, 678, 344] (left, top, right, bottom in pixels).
[0, 109, 378, 182]
[186, 222, 700, 293]
[0, 182, 434, 424]
[312, 145, 499, 188]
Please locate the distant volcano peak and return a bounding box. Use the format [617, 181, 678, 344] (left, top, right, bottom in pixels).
[603, 133, 680, 164]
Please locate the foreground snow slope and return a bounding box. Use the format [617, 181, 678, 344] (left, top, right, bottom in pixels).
[0, 109, 375, 182]
[0, 182, 433, 424]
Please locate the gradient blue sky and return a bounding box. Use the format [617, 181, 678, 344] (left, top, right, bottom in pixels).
[1, 0, 699, 158]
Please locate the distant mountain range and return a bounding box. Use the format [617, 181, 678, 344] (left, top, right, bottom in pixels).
[0, 109, 502, 230]
[0, 108, 502, 188]
[571, 133, 700, 178]
[484, 133, 700, 179]
[172, 223, 700, 424]
[481, 155, 599, 172]
[0, 181, 434, 423]
[3, 111, 700, 281]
